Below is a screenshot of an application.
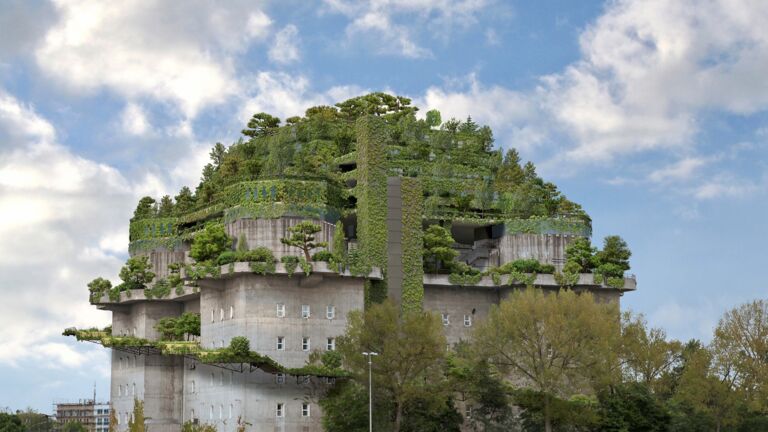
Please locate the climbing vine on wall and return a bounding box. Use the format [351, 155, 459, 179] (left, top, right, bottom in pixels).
[400, 178, 424, 313]
[356, 116, 389, 305]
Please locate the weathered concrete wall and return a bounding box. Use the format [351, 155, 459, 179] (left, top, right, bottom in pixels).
[200, 273, 364, 368]
[497, 233, 577, 269]
[225, 217, 335, 260]
[111, 302, 182, 339]
[423, 285, 499, 345]
[182, 361, 326, 432]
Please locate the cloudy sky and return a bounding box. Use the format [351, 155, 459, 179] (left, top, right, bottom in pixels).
[1, 0, 767, 412]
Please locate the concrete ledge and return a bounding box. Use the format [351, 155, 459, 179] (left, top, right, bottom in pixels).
[94, 262, 383, 307]
[209, 261, 383, 280]
[423, 273, 637, 291]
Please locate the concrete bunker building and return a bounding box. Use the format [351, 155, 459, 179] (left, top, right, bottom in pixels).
[71, 110, 636, 431]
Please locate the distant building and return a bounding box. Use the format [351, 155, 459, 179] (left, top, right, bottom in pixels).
[55, 400, 110, 432]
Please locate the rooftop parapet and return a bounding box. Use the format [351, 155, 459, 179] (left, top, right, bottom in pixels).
[91, 261, 383, 306]
[423, 273, 637, 291]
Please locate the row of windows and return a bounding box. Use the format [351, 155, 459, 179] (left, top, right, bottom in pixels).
[206, 335, 336, 351]
[117, 356, 137, 369]
[441, 313, 473, 327]
[209, 304, 337, 322]
[189, 371, 334, 393]
[276, 336, 335, 351]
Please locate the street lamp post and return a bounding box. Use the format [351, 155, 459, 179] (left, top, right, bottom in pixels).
[362, 351, 378, 432]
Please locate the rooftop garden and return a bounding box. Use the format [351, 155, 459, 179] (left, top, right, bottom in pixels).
[127, 92, 590, 251]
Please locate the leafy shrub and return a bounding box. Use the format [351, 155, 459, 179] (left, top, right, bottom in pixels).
[229, 336, 251, 356]
[117, 256, 156, 291]
[87, 277, 112, 302]
[154, 312, 200, 341]
[240, 247, 276, 263]
[145, 278, 171, 299]
[495, 259, 555, 275]
[217, 251, 239, 266]
[190, 223, 232, 262]
[311, 250, 335, 262]
[423, 225, 458, 273]
[281, 255, 300, 276]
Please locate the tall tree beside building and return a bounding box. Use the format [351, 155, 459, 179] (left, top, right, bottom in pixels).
[473, 288, 619, 432]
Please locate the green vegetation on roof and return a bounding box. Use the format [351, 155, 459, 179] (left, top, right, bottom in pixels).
[127, 92, 589, 250]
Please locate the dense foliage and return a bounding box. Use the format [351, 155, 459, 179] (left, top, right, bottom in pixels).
[129, 92, 587, 232]
[154, 312, 201, 341]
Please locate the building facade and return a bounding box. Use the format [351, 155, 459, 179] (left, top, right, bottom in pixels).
[76, 114, 636, 431]
[55, 400, 110, 432]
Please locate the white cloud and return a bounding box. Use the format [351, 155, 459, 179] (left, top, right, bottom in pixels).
[0, 88, 180, 369]
[240, 72, 365, 121]
[538, 0, 768, 162]
[419, 74, 544, 151]
[648, 157, 709, 183]
[323, 0, 493, 58]
[692, 173, 762, 200]
[35, 0, 273, 118]
[269, 25, 301, 65]
[120, 102, 151, 136]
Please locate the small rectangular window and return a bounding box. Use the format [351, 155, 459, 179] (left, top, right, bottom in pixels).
[276, 403, 284, 418]
[465, 406, 473, 419]
[276, 373, 285, 384]
[276, 303, 285, 318]
[442, 313, 450, 326]
[277, 336, 285, 350]
[219, 308, 224, 321]
[302, 304, 310, 319]
[211, 309, 215, 323]
[302, 337, 310, 351]
[326, 305, 335, 320]
[463, 314, 472, 327]
[302, 403, 310, 417]
[229, 306, 234, 319]
[326, 337, 335, 351]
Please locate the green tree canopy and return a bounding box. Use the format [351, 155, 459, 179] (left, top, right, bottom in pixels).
[280, 221, 327, 261]
[118, 256, 155, 291]
[334, 300, 458, 432]
[190, 223, 232, 262]
[423, 225, 458, 273]
[473, 288, 619, 432]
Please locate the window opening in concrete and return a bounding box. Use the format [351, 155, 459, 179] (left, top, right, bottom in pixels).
[276, 373, 285, 384]
[326, 305, 335, 320]
[301, 304, 310, 319]
[302, 403, 310, 417]
[229, 404, 233, 419]
[209, 405, 213, 420]
[277, 336, 285, 350]
[230, 306, 234, 319]
[211, 309, 215, 323]
[276, 403, 284, 418]
[220, 308, 224, 321]
[442, 314, 450, 326]
[219, 405, 223, 420]
[326, 337, 335, 351]
[191, 380, 195, 393]
[302, 337, 310, 351]
[276, 303, 285, 318]
[464, 314, 472, 327]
